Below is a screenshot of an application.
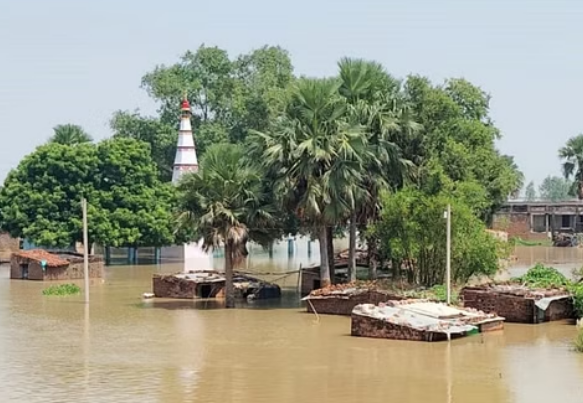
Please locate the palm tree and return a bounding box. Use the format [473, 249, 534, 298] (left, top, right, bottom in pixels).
[176, 143, 274, 308]
[254, 78, 367, 287]
[559, 134, 583, 199]
[338, 58, 419, 280]
[49, 124, 93, 145]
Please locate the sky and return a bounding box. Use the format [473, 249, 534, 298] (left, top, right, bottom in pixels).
[1, 0, 582, 188]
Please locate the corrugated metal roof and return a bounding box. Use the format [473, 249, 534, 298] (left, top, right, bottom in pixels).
[12, 249, 69, 267]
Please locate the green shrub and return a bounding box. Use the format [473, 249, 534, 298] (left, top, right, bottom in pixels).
[516, 263, 569, 288]
[42, 284, 81, 296]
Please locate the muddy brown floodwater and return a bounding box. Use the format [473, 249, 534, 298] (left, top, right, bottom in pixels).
[1, 246, 583, 403]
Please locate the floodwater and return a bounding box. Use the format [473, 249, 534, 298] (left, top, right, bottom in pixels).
[1, 245, 583, 403]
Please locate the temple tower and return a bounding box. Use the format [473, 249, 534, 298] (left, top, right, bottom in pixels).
[172, 94, 198, 183]
[160, 94, 213, 272]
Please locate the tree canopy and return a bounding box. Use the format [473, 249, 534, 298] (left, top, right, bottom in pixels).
[538, 175, 573, 202]
[1, 44, 524, 292]
[48, 124, 93, 145]
[0, 138, 176, 248]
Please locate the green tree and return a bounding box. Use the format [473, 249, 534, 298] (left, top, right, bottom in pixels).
[524, 181, 537, 201]
[538, 175, 572, 201]
[403, 76, 523, 220]
[176, 143, 274, 308]
[372, 188, 500, 286]
[48, 124, 92, 145]
[93, 138, 176, 248]
[0, 138, 176, 249]
[110, 111, 177, 181]
[337, 57, 418, 280]
[254, 78, 366, 287]
[559, 134, 583, 199]
[0, 143, 98, 247]
[141, 45, 294, 146]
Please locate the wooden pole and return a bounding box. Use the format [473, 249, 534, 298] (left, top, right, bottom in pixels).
[82, 198, 89, 304]
[445, 204, 452, 305]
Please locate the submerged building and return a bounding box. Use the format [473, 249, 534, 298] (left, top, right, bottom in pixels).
[10, 249, 104, 281]
[160, 94, 214, 270]
[492, 200, 583, 240]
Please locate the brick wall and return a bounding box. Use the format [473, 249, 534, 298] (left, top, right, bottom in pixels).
[492, 213, 548, 241]
[44, 260, 104, 280]
[0, 232, 20, 263]
[153, 275, 199, 298]
[306, 291, 404, 316]
[351, 314, 453, 342]
[462, 288, 535, 323]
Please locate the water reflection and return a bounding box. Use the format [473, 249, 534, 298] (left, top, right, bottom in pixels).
[1, 246, 583, 402]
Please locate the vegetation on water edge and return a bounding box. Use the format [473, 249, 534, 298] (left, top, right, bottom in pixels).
[513, 263, 583, 317]
[515, 263, 570, 288]
[510, 237, 552, 247]
[42, 284, 81, 296]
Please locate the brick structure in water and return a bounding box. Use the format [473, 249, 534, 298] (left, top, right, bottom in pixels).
[461, 286, 573, 323]
[304, 289, 405, 316]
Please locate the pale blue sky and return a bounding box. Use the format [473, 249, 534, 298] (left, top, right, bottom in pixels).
[1, 0, 581, 187]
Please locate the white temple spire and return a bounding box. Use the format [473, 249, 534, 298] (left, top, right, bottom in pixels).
[172, 92, 199, 183]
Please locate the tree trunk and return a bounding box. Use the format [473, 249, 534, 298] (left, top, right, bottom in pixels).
[348, 212, 357, 282]
[327, 226, 335, 283]
[367, 234, 378, 280]
[318, 225, 331, 288]
[224, 240, 235, 308]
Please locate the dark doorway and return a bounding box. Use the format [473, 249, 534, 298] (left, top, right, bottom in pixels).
[199, 284, 213, 298]
[21, 264, 29, 280]
[313, 279, 321, 290]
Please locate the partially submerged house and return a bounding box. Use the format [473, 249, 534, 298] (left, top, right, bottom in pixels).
[10, 249, 104, 280]
[351, 300, 504, 342]
[152, 270, 281, 301]
[303, 285, 405, 315]
[461, 284, 573, 323]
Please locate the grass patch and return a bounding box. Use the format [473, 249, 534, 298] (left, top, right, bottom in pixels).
[42, 283, 81, 296]
[510, 237, 552, 247]
[403, 284, 461, 305]
[509, 263, 583, 318]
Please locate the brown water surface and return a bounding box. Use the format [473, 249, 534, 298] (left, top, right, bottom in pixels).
[1, 246, 583, 402]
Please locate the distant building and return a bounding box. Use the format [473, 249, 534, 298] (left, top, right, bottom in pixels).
[492, 201, 583, 240]
[10, 249, 104, 281]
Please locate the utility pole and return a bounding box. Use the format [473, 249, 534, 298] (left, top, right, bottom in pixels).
[445, 204, 452, 305]
[82, 198, 90, 304]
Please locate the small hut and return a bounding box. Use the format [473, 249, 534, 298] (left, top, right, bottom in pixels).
[10, 249, 104, 281]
